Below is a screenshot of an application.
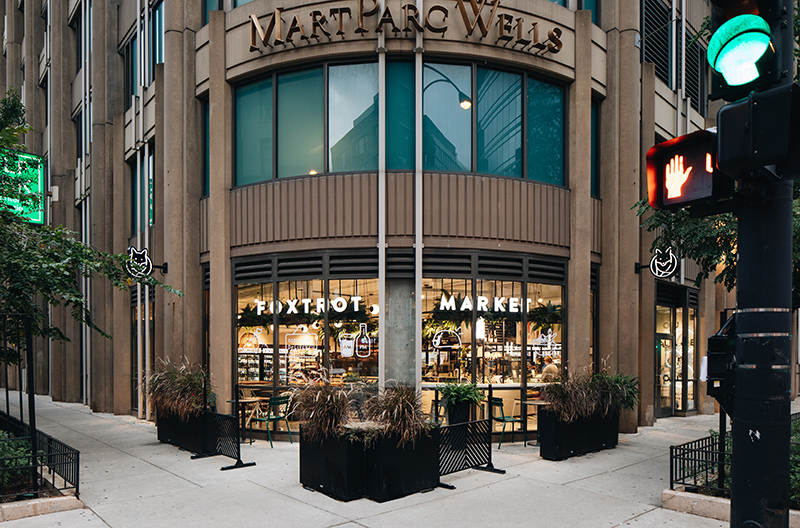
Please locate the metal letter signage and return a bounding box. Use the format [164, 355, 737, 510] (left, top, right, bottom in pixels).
[649, 248, 679, 279]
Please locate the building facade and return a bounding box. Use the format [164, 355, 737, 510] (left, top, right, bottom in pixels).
[3, 0, 755, 431]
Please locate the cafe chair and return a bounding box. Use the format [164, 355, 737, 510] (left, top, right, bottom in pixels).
[250, 395, 293, 447]
[490, 397, 523, 449]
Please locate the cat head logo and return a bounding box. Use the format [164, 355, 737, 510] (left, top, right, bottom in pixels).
[649, 248, 679, 279]
[125, 246, 153, 280]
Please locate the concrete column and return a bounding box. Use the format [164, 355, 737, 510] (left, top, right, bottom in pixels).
[637, 63, 657, 426]
[566, 11, 593, 377]
[384, 279, 416, 385]
[599, 0, 641, 433]
[207, 11, 233, 413]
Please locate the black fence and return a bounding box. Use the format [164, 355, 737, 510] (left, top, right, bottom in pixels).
[0, 411, 79, 500]
[439, 419, 504, 477]
[670, 412, 800, 508]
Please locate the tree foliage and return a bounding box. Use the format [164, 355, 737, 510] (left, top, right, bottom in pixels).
[0, 89, 177, 343]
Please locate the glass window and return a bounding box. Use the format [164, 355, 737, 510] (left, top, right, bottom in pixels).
[527, 78, 565, 185]
[581, 0, 599, 25]
[236, 283, 276, 383]
[329, 64, 379, 173]
[234, 0, 255, 6]
[687, 308, 696, 410]
[386, 61, 415, 171]
[278, 280, 325, 385]
[476, 280, 524, 383]
[150, 0, 164, 83]
[235, 78, 273, 186]
[278, 68, 324, 178]
[328, 279, 379, 381]
[422, 279, 472, 383]
[591, 100, 599, 196]
[202, 0, 217, 26]
[124, 36, 137, 111]
[526, 283, 563, 383]
[202, 99, 209, 197]
[423, 63, 472, 172]
[548, 0, 566, 5]
[477, 68, 522, 178]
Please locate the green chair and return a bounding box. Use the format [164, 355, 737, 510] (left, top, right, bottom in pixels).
[490, 397, 523, 449]
[250, 395, 293, 447]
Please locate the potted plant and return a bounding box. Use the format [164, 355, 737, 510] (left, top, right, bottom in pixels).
[295, 380, 439, 502]
[538, 371, 639, 460]
[148, 360, 214, 454]
[436, 382, 483, 424]
[362, 382, 440, 502]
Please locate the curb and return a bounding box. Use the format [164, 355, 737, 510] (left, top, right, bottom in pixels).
[0, 495, 84, 522]
[662, 488, 800, 526]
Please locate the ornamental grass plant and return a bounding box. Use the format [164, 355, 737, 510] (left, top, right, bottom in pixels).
[363, 382, 430, 447]
[148, 360, 211, 421]
[291, 382, 351, 443]
[540, 370, 640, 422]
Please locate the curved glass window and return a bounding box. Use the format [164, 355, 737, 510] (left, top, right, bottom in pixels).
[278, 68, 324, 178]
[233, 61, 565, 185]
[423, 63, 472, 172]
[329, 63, 379, 173]
[477, 68, 522, 178]
[527, 78, 565, 185]
[235, 78, 273, 186]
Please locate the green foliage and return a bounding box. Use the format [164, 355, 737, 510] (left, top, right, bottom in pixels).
[148, 360, 212, 421]
[0, 89, 179, 348]
[0, 432, 33, 488]
[436, 382, 483, 412]
[540, 371, 640, 422]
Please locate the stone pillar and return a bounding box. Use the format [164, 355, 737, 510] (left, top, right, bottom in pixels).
[637, 63, 657, 426]
[383, 279, 416, 385]
[566, 10, 593, 377]
[599, 1, 641, 433]
[207, 11, 233, 413]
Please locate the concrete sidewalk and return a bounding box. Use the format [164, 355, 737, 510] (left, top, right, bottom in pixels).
[0, 393, 734, 528]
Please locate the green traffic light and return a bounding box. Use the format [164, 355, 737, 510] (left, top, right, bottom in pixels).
[707, 14, 772, 86]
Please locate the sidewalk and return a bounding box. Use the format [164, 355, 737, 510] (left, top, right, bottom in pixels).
[1, 393, 733, 528]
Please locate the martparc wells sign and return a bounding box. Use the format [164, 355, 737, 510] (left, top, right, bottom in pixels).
[249, 0, 565, 55]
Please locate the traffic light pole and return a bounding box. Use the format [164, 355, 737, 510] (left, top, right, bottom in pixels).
[731, 177, 793, 528]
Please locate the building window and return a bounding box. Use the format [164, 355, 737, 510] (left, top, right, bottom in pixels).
[202, 99, 209, 197]
[233, 0, 255, 6]
[527, 77, 565, 185]
[149, 0, 164, 83]
[423, 63, 473, 172]
[123, 35, 138, 111]
[235, 78, 273, 186]
[202, 0, 218, 26]
[580, 0, 599, 25]
[277, 68, 324, 178]
[234, 61, 565, 185]
[642, 0, 672, 87]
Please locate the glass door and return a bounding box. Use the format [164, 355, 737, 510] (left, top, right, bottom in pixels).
[657, 335, 675, 416]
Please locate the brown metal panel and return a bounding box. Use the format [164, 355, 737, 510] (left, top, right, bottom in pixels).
[368, 174, 378, 236]
[317, 177, 327, 239]
[280, 181, 290, 241]
[266, 183, 275, 243]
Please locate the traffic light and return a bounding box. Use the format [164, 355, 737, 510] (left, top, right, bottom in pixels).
[646, 129, 735, 212]
[708, 0, 794, 102]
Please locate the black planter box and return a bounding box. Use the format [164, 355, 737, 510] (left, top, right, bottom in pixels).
[299, 426, 367, 502]
[364, 429, 440, 502]
[156, 412, 213, 454]
[538, 409, 620, 461]
[447, 402, 471, 425]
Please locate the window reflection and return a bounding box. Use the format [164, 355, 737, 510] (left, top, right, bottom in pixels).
[477, 68, 522, 177]
[328, 279, 379, 381]
[527, 78, 565, 184]
[423, 63, 472, 172]
[278, 68, 324, 178]
[526, 283, 563, 383]
[329, 64, 379, 172]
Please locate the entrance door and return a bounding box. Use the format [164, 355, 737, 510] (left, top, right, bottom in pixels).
[656, 335, 675, 417]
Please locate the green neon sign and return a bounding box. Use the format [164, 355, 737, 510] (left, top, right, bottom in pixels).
[708, 15, 772, 86]
[0, 150, 45, 225]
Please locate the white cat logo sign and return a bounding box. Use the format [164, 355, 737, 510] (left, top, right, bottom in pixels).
[649, 248, 679, 279]
[125, 246, 153, 280]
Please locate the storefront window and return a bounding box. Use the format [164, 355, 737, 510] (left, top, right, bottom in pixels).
[686, 307, 696, 410]
[235, 78, 273, 186]
[328, 279, 379, 381]
[386, 61, 415, 170]
[675, 307, 685, 411]
[422, 279, 472, 383]
[278, 68, 324, 178]
[476, 280, 524, 383]
[236, 283, 275, 383]
[329, 63, 379, 173]
[527, 78, 565, 185]
[526, 283, 563, 383]
[423, 63, 472, 172]
[278, 280, 324, 385]
[477, 68, 522, 178]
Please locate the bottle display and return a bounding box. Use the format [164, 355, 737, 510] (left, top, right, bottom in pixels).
[355, 323, 371, 358]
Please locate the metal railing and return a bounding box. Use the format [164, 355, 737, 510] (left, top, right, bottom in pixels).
[670, 412, 800, 508]
[0, 411, 79, 500]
